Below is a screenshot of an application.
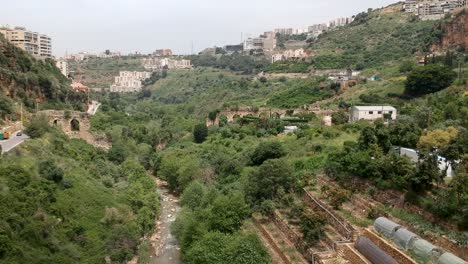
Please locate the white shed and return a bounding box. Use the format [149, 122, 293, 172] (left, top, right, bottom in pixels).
[350, 106, 397, 122]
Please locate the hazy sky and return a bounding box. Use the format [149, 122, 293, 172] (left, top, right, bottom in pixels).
[2, 0, 396, 56]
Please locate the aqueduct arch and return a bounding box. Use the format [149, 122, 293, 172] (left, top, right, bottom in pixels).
[39, 110, 90, 138]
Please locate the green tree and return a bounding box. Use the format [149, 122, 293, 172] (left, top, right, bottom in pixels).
[25, 114, 50, 138]
[250, 141, 286, 166]
[193, 123, 208, 144]
[405, 64, 456, 96]
[181, 181, 206, 210]
[208, 192, 250, 233]
[331, 110, 349, 125]
[300, 209, 327, 244]
[208, 111, 218, 125]
[38, 159, 64, 183]
[107, 142, 128, 164]
[247, 159, 294, 202]
[410, 153, 441, 192]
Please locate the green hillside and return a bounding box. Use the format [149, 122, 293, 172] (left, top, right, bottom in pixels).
[0, 129, 159, 263]
[0, 35, 86, 113]
[68, 56, 145, 88]
[309, 5, 441, 70]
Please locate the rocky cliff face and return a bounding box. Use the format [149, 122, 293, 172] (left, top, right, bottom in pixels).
[433, 8, 467, 51]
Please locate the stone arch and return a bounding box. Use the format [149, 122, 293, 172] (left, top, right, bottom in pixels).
[53, 119, 59, 125]
[70, 118, 80, 131]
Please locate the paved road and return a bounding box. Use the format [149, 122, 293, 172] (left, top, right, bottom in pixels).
[0, 132, 29, 153]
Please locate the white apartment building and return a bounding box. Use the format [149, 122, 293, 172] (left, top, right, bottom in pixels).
[0, 26, 52, 58]
[55, 59, 68, 77]
[308, 24, 328, 33]
[142, 57, 192, 70]
[244, 38, 265, 50]
[405, 0, 464, 19]
[274, 28, 294, 35]
[329, 17, 353, 28]
[349, 106, 397, 122]
[271, 49, 307, 63]
[110, 71, 151, 93]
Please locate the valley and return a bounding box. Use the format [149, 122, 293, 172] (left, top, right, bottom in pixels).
[0, 2, 467, 264]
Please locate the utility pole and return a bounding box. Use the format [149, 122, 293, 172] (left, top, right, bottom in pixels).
[20, 103, 23, 130]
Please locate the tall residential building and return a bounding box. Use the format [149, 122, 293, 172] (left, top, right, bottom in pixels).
[0, 26, 52, 58]
[274, 28, 294, 35]
[404, 0, 418, 12]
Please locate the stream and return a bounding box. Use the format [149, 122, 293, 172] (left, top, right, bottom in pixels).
[150, 185, 182, 264]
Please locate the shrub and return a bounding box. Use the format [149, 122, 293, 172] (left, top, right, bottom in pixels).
[193, 123, 208, 143]
[250, 141, 286, 166]
[38, 159, 64, 183]
[25, 114, 50, 138]
[405, 64, 456, 96]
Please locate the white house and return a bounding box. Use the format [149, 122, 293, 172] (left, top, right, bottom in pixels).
[396, 147, 454, 178]
[350, 106, 397, 122]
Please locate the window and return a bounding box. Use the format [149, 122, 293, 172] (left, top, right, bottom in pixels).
[389, 111, 393, 114]
[378, 111, 382, 114]
[369, 111, 374, 114]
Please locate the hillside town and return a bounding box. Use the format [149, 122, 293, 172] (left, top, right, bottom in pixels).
[0, 1, 467, 264]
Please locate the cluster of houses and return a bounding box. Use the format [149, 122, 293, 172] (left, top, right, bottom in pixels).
[109, 71, 151, 93]
[200, 15, 354, 57]
[404, 0, 467, 20]
[141, 57, 192, 71]
[271, 49, 309, 63]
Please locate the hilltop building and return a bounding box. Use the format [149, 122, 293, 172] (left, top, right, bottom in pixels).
[223, 44, 244, 54]
[153, 49, 173, 57]
[349, 106, 397, 122]
[0, 25, 52, 58]
[274, 28, 294, 35]
[110, 71, 151, 93]
[55, 59, 68, 77]
[141, 57, 192, 70]
[271, 49, 307, 63]
[404, 0, 464, 19]
[71, 82, 90, 92]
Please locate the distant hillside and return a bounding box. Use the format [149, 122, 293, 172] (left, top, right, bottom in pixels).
[0, 34, 86, 115]
[68, 57, 145, 88]
[309, 4, 441, 70]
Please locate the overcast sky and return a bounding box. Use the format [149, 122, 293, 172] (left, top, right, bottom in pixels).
[2, 0, 396, 56]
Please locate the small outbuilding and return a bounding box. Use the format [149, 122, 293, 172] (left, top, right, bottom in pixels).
[374, 217, 401, 239]
[355, 236, 398, 264]
[393, 228, 419, 250]
[437, 252, 467, 264]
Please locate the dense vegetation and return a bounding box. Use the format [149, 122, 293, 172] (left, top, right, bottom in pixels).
[188, 54, 269, 74]
[0, 127, 159, 263]
[308, 6, 441, 70]
[0, 34, 87, 114]
[1, 2, 467, 263]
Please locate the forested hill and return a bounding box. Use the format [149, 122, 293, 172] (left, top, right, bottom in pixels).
[308, 4, 442, 70]
[0, 34, 86, 114]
